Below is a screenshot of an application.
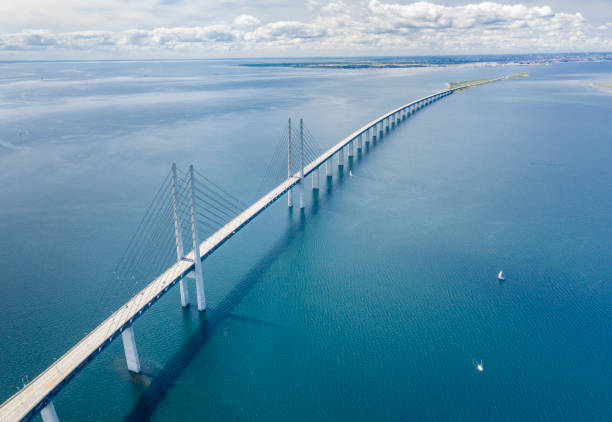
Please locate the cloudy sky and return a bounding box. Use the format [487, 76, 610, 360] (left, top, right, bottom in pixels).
[1, 0, 611, 58]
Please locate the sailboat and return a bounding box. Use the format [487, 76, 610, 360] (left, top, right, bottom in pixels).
[497, 270, 505, 281]
[349, 170, 353, 176]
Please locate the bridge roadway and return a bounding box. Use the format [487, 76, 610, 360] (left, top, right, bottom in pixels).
[0, 86, 462, 421]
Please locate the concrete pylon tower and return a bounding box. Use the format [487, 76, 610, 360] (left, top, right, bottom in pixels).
[171, 163, 189, 307]
[299, 118, 305, 208]
[188, 165, 206, 311]
[287, 118, 293, 207]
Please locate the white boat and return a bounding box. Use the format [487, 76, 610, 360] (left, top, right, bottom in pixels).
[497, 270, 505, 281]
[476, 361, 484, 372]
[349, 170, 353, 176]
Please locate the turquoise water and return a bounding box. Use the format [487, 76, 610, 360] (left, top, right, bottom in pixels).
[0, 59, 610, 421]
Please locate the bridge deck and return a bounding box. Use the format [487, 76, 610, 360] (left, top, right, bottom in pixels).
[0, 86, 464, 421]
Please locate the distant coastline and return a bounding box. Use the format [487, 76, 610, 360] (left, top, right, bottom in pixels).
[238, 52, 611, 70]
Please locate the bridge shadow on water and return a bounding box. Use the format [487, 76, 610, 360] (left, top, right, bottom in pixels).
[124, 210, 308, 420]
[124, 127, 392, 421]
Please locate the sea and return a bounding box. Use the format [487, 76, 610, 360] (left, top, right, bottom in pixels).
[0, 57, 610, 421]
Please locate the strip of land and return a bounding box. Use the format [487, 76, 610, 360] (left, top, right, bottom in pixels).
[596, 82, 612, 89]
[447, 72, 529, 90]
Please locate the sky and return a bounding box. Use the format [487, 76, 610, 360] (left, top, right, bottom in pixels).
[0, 0, 611, 59]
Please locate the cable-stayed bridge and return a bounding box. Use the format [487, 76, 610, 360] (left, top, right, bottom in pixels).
[1, 85, 465, 422]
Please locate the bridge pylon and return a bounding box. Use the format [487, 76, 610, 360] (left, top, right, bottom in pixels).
[299, 118, 305, 208]
[188, 165, 206, 311]
[287, 118, 293, 208]
[171, 163, 190, 308]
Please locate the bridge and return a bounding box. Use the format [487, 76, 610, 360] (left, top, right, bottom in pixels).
[0, 78, 504, 421]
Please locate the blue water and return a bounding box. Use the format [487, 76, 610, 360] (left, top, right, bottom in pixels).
[0, 59, 610, 421]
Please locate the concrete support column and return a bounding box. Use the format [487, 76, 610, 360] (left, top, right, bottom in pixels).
[41, 401, 60, 422]
[386, 118, 390, 133]
[326, 159, 332, 178]
[357, 134, 362, 150]
[313, 168, 319, 190]
[348, 141, 354, 157]
[287, 118, 293, 207]
[378, 121, 383, 139]
[367, 129, 371, 145]
[171, 163, 189, 308]
[189, 165, 206, 311]
[121, 326, 141, 373]
[299, 118, 305, 209]
[338, 147, 344, 167]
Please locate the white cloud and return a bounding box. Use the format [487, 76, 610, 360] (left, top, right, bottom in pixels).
[234, 14, 261, 29]
[322, 1, 348, 14]
[0, 2, 610, 56]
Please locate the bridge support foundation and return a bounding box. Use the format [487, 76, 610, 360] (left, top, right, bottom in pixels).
[357, 134, 362, 150]
[41, 402, 60, 422]
[195, 268, 206, 311]
[121, 326, 141, 373]
[179, 280, 189, 307]
[348, 141, 354, 157]
[338, 148, 344, 167]
[312, 168, 319, 190]
[326, 159, 332, 178]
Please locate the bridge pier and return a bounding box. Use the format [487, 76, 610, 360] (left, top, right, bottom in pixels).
[121, 326, 141, 373]
[41, 401, 60, 422]
[367, 129, 371, 146]
[326, 158, 332, 178]
[338, 147, 344, 167]
[378, 121, 383, 140]
[348, 140, 354, 157]
[357, 133, 362, 150]
[312, 168, 319, 190]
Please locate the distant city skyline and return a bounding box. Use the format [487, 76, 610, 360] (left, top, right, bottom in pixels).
[1, 0, 611, 59]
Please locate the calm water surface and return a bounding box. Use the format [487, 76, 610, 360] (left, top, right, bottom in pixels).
[0, 59, 610, 421]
